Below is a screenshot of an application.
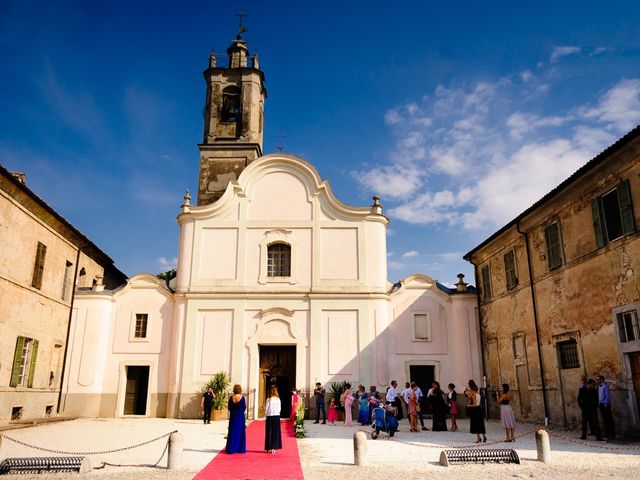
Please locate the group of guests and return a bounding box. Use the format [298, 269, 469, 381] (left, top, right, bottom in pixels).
[213, 373, 616, 454]
[578, 374, 615, 441]
[311, 378, 517, 443]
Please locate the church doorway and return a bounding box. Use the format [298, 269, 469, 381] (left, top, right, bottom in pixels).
[258, 346, 296, 418]
[410, 365, 435, 413]
[123, 365, 149, 415]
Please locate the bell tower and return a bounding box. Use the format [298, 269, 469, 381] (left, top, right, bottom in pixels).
[197, 28, 267, 205]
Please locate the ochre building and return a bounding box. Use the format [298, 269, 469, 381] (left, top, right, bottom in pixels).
[0, 165, 126, 420]
[465, 126, 640, 434]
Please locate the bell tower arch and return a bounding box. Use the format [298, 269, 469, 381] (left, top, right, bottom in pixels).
[198, 30, 267, 205]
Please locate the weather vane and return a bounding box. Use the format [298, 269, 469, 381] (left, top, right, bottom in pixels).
[235, 10, 248, 38]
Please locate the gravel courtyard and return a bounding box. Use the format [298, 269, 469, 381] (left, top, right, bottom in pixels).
[0, 417, 638, 479]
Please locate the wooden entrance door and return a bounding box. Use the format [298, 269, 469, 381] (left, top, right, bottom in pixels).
[629, 352, 640, 417]
[258, 346, 296, 418]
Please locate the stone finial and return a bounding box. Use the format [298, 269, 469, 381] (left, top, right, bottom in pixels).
[252, 52, 260, 69]
[209, 51, 216, 68]
[370, 195, 383, 215]
[181, 189, 191, 213]
[92, 275, 105, 292]
[455, 273, 468, 292]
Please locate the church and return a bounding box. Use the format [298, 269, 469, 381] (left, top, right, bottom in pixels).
[60, 32, 481, 420]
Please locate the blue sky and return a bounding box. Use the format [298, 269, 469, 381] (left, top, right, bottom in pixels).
[2, 1, 640, 286]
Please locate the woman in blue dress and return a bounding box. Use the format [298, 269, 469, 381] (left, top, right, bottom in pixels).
[225, 384, 246, 454]
[356, 385, 370, 425]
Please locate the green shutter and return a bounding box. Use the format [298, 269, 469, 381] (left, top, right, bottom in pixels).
[617, 180, 636, 235]
[591, 198, 605, 248]
[27, 339, 39, 388]
[10, 336, 25, 387]
[544, 224, 554, 269]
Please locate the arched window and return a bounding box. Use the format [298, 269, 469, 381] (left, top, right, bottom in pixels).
[221, 86, 241, 123]
[267, 243, 291, 277]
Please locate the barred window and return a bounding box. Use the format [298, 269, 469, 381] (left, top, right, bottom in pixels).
[135, 314, 148, 339]
[557, 340, 580, 369]
[617, 310, 639, 343]
[267, 243, 291, 277]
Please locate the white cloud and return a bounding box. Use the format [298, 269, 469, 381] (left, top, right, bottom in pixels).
[506, 112, 569, 140]
[550, 46, 581, 63]
[520, 70, 533, 82]
[581, 79, 640, 131]
[384, 109, 401, 125]
[356, 165, 423, 199]
[402, 250, 419, 258]
[157, 256, 177, 268]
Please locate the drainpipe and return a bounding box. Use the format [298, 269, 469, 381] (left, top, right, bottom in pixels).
[516, 222, 550, 426]
[57, 243, 84, 414]
[467, 259, 488, 418]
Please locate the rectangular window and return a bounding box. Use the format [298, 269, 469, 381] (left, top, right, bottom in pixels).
[557, 339, 580, 369]
[31, 242, 47, 289]
[592, 180, 636, 247]
[503, 249, 518, 290]
[134, 314, 148, 339]
[544, 221, 564, 270]
[481, 264, 492, 301]
[617, 310, 639, 343]
[267, 243, 291, 277]
[61, 261, 73, 301]
[412, 313, 431, 341]
[10, 336, 39, 387]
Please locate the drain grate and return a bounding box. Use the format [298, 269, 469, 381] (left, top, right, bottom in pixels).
[440, 448, 520, 466]
[0, 456, 90, 474]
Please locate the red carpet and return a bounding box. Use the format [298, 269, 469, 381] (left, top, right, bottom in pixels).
[193, 420, 304, 480]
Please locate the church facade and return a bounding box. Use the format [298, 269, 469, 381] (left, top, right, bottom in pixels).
[60, 34, 481, 420]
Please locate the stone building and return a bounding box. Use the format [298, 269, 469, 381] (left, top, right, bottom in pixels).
[0, 165, 126, 420]
[60, 33, 482, 420]
[464, 126, 640, 434]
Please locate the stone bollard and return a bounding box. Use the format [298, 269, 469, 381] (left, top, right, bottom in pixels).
[167, 432, 184, 470]
[353, 431, 368, 466]
[536, 429, 551, 463]
[79, 457, 92, 474]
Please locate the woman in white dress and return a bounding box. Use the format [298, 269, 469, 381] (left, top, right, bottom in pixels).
[497, 383, 516, 442]
[264, 386, 282, 454]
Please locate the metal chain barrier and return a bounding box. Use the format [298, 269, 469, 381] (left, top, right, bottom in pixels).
[358, 424, 540, 450]
[93, 437, 170, 469]
[545, 428, 640, 452]
[359, 424, 640, 452]
[0, 430, 178, 456]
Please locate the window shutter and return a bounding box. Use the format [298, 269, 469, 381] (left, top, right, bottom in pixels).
[591, 198, 605, 248]
[544, 224, 554, 267]
[27, 340, 39, 388]
[10, 336, 25, 387]
[617, 180, 636, 235]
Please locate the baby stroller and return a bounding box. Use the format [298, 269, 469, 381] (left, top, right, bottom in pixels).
[371, 403, 398, 439]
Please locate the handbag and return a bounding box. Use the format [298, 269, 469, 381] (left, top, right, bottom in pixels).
[415, 403, 421, 413]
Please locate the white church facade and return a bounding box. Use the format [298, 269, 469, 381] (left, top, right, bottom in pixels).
[60, 34, 481, 420]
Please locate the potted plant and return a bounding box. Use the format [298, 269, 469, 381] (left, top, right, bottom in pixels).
[205, 371, 230, 421]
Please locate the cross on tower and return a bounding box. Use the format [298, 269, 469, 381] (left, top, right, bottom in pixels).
[235, 10, 248, 37]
